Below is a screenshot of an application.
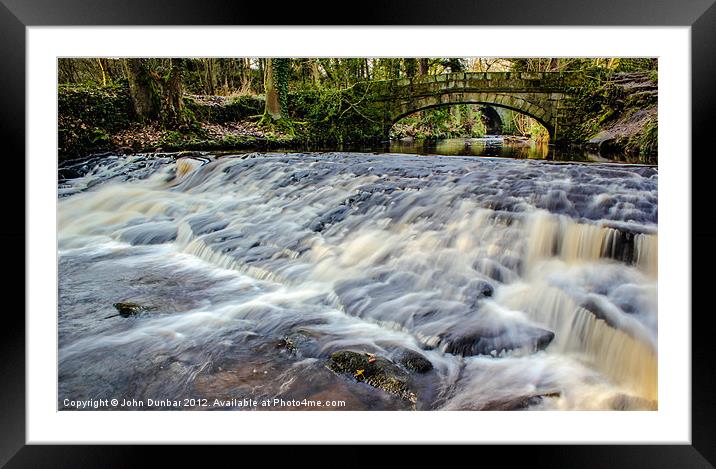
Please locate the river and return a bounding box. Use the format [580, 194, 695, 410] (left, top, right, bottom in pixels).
[293, 136, 641, 163]
[389, 136, 613, 162]
[58, 149, 658, 411]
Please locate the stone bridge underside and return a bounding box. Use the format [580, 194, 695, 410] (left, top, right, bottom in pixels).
[360, 71, 582, 143]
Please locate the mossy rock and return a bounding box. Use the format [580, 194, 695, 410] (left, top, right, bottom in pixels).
[398, 350, 434, 373]
[328, 350, 417, 404]
[112, 302, 151, 317]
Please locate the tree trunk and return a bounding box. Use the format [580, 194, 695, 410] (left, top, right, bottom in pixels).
[262, 58, 289, 122]
[240, 58, 252, 93]
[96, 58, 108, 86]
[123, 58, 159, 122]
[419, 58, 429, 75]
[204, 58, 216, 95]
[263, 58, 281, 120]
[123, 58, 187, 126]
[310, 59, 322, 86]
[404, 58, 417, 78]
[162, 58, 186, 126]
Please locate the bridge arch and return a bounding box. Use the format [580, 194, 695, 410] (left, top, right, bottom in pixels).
[480, 106, 503, 134]
[389, 92, 555, 139]
[352, 72, 580, 143]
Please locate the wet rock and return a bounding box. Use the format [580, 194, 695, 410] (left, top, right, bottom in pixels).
[328, 350, 417, 404]
[588, 130, 617, 153]
[272, 360, 415, 411]
[463, 279, 494, 307]
[439, 324, 554, 357]
[604, 228, 637, 264]
[119, 222, 178, 245]
[399, 350, 433, 373]
[275, 331, 320, 358]
[185, 213, 229, 236]
[480, 391, 561, 410]
[309, 205, 350, 232]
[112, 302, 148, 317]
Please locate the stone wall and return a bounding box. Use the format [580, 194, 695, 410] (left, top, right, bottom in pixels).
[357, 72, 582, 143]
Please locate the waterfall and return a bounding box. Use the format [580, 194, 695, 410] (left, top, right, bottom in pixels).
[498, 284, 657, 401]
[58, 153, 658, 410]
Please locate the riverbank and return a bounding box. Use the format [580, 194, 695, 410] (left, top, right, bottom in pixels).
[58, 73, 658, 164]
[567, 71, 658, 163]
[58, 85, 299, 159]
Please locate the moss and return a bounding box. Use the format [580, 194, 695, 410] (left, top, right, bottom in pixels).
[622, 117, 657, 164]
[398, 350, 433, 373]
[562, 71, 658, 164]
[597, 108, 616, 125]
[154, 129, 296, 153]
[639, 119, 658, 158]
[328, 350, 417, 404]
[111, 302, 155, 318]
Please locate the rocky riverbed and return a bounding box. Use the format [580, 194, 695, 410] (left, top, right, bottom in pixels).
[58, 152, 658, 410]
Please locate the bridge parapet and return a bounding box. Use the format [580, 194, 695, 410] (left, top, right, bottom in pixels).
[371, 71, 583, 91]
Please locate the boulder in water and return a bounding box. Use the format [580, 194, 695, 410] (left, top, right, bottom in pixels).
[112, 302, 148, 318]
[463, 279, 495, 307]
[275, 330, 321, 358]
[328, 351, 417, 404]
[438, 324, 554, 357]
[398, 350, 434, 373]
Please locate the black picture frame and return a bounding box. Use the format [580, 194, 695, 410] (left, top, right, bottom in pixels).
[3, 0, 714, 466]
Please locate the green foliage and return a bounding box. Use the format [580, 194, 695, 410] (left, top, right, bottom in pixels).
[58, 83, 133, 159]
[615, 58, 657, 72]
[155, 127, 293, 152]
[58, 83, 133, 130]
[58, 116, 112, 159]
[57, 57, 659, 159]
[637, 118, 658, 159]
[391, 105, 487, 139]
[561, 69, 625, 141]
[186, 95, 264, 124]
[288, 85, 384, 144]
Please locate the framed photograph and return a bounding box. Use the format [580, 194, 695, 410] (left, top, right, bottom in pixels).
[5, 0, 715, 465]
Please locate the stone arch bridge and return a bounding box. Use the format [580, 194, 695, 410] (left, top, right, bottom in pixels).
[347, 71, 584, 143]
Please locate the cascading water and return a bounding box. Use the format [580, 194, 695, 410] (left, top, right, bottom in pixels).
[58, 152, 657, 411]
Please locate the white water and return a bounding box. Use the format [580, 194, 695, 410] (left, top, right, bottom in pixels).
[58, 152, 658, 410]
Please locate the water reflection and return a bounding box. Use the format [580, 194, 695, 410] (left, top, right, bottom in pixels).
[389, 136, 614, 163]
